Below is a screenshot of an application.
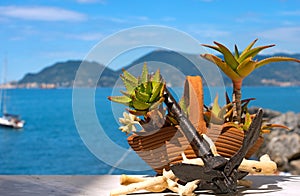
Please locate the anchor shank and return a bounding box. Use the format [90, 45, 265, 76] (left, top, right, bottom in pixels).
[163, 88, 213, 161]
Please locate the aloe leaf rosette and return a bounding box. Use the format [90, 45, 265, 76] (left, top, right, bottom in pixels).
[205, 94, 290, 134]
[201, 39, 300, 123]
[108, 63, 166, 116]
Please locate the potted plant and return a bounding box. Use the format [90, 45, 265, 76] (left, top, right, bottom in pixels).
[108, 39, 300, 174]
[108, 64, 184, 174]
[199, 39, 300, 157]
[201, 39, 300, 124]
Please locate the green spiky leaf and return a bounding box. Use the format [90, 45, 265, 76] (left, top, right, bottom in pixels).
[132, 99, 151, 110]
[149, 82, 164, 102]
[223, 107, 233, 121]
[120, 90, 131, 97]
[236, 57, 256, 78]
[243, 112, 252, 131]
[134, 90, 150, 102]
[152, 69, 161, 82]
[122, 69, 138, 85]
[120, 75, 137, 93]
[214, 41, 239, 70]
[179, 97, 188, 116]
[218, 102, 232, 119]
[211, 94, 221, 116]
[239, 39, 258, 57]
[144, 81, 152, 95]
[108, 95, 131, 105]
[238, 44, 275, 63]
[256, 56, 300, 69]
[201, 54, 241, 81]
[201, 44, 222, 53]
[234, 45, 239, 59]
[140, 63, 149, 84]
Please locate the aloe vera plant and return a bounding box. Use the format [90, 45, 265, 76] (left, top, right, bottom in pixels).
[108, 63, 168, 132]
[108, 63, 165, 116]
[205, 94, 289, 134]
[203, 94, 255, 125]
[201, 39, 300, 123]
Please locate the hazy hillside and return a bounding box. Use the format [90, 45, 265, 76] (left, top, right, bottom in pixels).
[18, 60, 118, 87]
[17, 51, 300, 87]
[244, 53, 300, 86]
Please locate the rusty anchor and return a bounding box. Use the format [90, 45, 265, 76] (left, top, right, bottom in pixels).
[163, 87, 263, 194]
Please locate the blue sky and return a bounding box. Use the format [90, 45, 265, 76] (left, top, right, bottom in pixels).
[1, 0, 300, 81]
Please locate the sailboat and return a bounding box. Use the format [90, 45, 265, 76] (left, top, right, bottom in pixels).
[0, 58, 25, 129]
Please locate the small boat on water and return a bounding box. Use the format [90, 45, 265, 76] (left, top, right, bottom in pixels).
[0, 113, 24, 129]
[0, 58, 25, 129]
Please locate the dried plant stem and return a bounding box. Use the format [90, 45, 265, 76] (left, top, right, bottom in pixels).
[232, 80, 242, 123]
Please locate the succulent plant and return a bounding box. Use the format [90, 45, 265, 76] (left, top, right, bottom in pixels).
[201, 39, 300, 123]
[204, 94, 289, 134]
[108, 63, 166, 116]
[204, 93, 255, 125]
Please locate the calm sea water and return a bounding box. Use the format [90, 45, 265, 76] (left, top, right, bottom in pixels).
[0, 87, 300, 174]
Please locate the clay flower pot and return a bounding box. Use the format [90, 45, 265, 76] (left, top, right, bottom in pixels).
[127, 126, 190, 174]
[127, 76, 263, 174]
[127, 125, 263, 174]
[207, 124, 264, 159]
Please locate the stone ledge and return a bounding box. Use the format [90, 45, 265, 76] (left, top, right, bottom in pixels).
[0, 175, 299, 195]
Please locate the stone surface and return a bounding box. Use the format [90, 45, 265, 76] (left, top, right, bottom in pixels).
[290, 159, 300, 175]
[0, 175, 300, 196]
[255, 108, 300, 174]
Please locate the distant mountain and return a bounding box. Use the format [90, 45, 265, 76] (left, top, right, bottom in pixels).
[243, 53, 300, 86]
[18, 60, 118, 87]
[17, 51, 300, 88]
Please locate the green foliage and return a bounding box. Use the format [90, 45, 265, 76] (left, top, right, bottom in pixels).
[202, 39, 300, 123]
[108, 63, 166, 116]
[204, 93, 255, 125]
[201, 39, 300, 82]
[205, 94, 289, 134]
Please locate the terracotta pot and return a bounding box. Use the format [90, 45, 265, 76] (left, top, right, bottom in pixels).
[127, 124, 263, 174]
[207, 124, 264, 159]
[127, 126, 197, 174]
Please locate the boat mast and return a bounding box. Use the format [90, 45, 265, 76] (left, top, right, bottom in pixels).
[1, 57, 7, 115]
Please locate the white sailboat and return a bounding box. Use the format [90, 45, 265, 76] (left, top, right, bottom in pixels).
[0, 58, 25, 129]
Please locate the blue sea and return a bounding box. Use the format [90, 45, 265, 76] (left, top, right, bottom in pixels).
[1, 87, 300, 175]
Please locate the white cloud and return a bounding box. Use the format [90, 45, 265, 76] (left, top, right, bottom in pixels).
[106, 17, 128, 23]
[76, 0, 106, 4]
[192, 29, 230, 38]
[68, 32, 104, 41]
[135, 16, 149, 21]
[256, 27, 300, 54]
[235, 12, 265, 24]
[258, 27, 300, 42]
[41, 51, 86, 59]
[280, 10, 300, 16]
[96, 15, 149, 24]
[0, 6, 87, 22]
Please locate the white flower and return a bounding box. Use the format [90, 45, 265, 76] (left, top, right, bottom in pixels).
[118, 112, 141, 134]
